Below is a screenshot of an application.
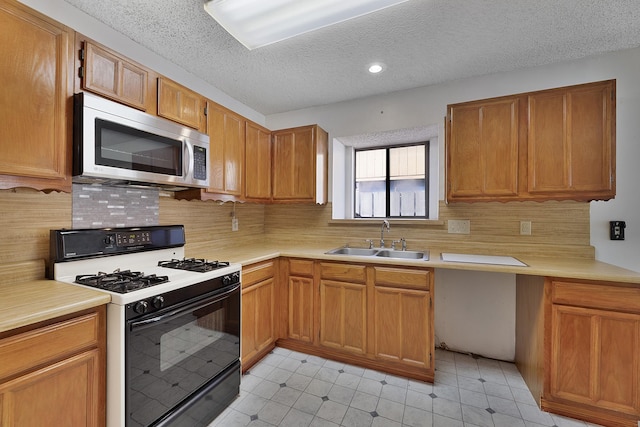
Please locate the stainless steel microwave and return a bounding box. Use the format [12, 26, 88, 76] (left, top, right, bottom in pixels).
[73, 92, 209, 190]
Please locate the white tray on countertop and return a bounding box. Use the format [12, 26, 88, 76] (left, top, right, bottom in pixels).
[440, 253, 527, 267]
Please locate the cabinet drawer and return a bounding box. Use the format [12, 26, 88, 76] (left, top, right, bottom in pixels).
[243, 260, 276, 288]
[320, 263, 366, 284]
[551, 280, 640, 313]
[374, 266, 431, 290]
[289, 259, 314, 277]
[0, 311, 101, 381]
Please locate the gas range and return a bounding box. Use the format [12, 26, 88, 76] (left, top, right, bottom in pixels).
[50, 225, 241, 305]
[49, 225, 242, 427]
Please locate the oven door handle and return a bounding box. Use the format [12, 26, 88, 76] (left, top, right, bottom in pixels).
[129, 283, 240, 331]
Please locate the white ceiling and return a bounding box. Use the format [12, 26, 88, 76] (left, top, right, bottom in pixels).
[63, 0, 640, 116]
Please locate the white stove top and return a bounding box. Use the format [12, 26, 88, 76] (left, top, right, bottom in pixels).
[53, 247, 241, 305]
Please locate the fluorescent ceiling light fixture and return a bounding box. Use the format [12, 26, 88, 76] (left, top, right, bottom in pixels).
[204, 0, 409, 50]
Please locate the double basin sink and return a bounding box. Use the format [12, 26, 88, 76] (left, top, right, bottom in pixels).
[325, 246, 429, 261]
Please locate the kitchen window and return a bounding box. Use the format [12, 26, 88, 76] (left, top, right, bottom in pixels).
[331, 124, 439, 221]
[355, 143, 428, 218]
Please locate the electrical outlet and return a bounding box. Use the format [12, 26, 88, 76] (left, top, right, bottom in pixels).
[448, 219, 470, 234]
[520, 221, 532, 235]
[231, 218, 239, 232]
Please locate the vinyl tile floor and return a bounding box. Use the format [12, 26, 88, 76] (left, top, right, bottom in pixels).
[209, 348, 603, 427]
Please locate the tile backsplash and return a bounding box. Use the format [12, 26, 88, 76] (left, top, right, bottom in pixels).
[72, 184, 159, 228]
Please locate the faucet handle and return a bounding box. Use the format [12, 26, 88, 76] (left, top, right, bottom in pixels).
[365, 239, 374, 249]
[400, 237, 407, 251]
[391, 240, 401, 250]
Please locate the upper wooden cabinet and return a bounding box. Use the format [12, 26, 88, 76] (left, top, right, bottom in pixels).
[272, 125, 328, 204]
[528, 81, 615, 198]
[245, 121, 272, 202]
[157, 77, 206, 131]
[446, 80, 615, 202]
[205, 102, 245, 197]
[78, 38, 151, 111]
[0, 0, 73, 192]
[446, 95, 522, 200]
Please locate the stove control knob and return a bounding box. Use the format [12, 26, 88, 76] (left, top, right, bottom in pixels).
[222, 275, 232, 286]
[232, 272, 240, 283]
[134, 301, 149, 314]
[104, 235, 115, 246]
[152, 296, 165, 309]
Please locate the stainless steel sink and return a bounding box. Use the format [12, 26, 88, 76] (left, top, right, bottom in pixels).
[325, 247, 380, 256]
[325, 247, 429, 260]
[376, 249, 428, 260]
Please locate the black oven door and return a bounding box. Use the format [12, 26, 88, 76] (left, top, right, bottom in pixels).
[126, 284, 240, 427]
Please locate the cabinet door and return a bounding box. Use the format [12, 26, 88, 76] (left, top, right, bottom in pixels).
[241, 278, 275, 363]
[0, 349, 102, 427]
[0, 0, 73, 191]
[550, 304, 640, 416]
[272, 126, 316, 201]
[288, 275, 314, 343]
[446, 97, 520, 201]
[374, 286, 432, 369]
[157, 78, 204, 130]
[528, 80, 615, 199]
[81, 41, 148, 111]
[207, 103, 245, 196]
[245, 121, 272, 201]
[319, 280, 367, 354]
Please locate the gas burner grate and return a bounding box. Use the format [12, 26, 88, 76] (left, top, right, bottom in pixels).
[74, 270, 169, 293]
[158, 258, 230, 273]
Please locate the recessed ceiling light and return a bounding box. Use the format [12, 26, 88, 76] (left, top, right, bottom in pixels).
[204, 0, 410, 50]
[368, 64, 384, 74]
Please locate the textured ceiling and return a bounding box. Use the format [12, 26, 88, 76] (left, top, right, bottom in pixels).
[63, 0, 640, 115]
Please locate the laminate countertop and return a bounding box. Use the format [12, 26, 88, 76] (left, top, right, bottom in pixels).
[3, 242, 639, 334]
[190, 242, 640, 285]
[0, 279, 110, 334]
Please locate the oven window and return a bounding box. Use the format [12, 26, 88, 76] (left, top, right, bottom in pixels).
[95, 118, 182, 176]
[160, 307, 230, 371]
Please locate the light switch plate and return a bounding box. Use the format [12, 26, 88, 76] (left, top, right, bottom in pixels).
[520, 221, 532, 235]
[610, 220, 625, 240]
[448, 219, 470, 234]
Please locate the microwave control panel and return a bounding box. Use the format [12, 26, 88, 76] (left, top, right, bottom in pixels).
[193, 146, 207, 181]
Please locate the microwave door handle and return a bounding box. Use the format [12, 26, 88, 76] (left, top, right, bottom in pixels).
[183, 139, 193, 179]
[129, 283, 240, 332]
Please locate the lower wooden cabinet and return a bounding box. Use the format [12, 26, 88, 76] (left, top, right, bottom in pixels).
[241, 260, 276, 370]
[373, 286, 431, 369]
[0, 306, 106, 427]
[372, 266, 433, 370]
[279, 258, 435, 382]
[544, 279, 640, 426]
[319, 262, 367, 354]
[287, 259, 315, 343]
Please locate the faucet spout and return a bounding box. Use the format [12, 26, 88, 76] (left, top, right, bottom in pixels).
[380, 220, 390, 248]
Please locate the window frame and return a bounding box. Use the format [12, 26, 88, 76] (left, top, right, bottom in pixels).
[354, 141, 429, 219]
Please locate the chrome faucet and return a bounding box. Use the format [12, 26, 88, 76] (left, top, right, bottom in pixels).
[380, 220, 390, 248]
